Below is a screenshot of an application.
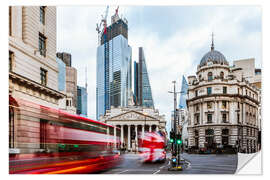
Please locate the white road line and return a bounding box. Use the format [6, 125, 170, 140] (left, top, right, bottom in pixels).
[153, 170, 160, 174]
[119, 170, 129, 174]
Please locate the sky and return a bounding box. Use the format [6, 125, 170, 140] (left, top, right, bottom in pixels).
[57, 6, 262, 131]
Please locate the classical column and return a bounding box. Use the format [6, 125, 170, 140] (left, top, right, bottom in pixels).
[114, 126, 117, 148]
[149, 125, 152, 132]
[128, 125, 131, 151]
[135, 125, 138, 152]
[142, 125, 145, 138]
[121, 125, 124, 148]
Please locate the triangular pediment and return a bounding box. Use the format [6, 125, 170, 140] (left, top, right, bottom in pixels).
[110, 110, 156, 121]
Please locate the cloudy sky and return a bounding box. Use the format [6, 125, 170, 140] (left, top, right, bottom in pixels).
[57, 6, 261, 130]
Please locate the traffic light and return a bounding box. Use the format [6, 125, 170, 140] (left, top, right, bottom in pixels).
[176, 133, 182, 145]
[170, 131, 175, 143]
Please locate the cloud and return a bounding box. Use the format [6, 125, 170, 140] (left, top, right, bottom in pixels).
[57, 6, 261, 130]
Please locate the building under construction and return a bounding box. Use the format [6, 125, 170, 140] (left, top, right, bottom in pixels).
[96, 6, 132, 120]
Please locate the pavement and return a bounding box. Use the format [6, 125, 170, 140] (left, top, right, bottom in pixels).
[101, 152, 238, 174]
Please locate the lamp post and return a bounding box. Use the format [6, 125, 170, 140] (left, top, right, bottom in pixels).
[168, 81, 181, 168]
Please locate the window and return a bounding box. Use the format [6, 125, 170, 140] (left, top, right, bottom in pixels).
[205, 129, 214, 135]
[222, 129, 229, 135]
[223, 86, 227, 94]
[40, 68, 47, 86]
[9, 51, 14, 72]
[40, 119, 47, 149]
[199, 75, 202, 80]
[222, 129, 229, 145]
[220, 71, 224, 80]
[66, 99, 69, 106]
[207, 114, 212, 123]
[238, 102, 240, 109]
[207, 102, 212, 109]
[195, 90, 198, 97]
[238, 88, 240, 94]
[237, 113, 240, 124]
[39, 33, 46, 57]
[195, 104, 199, 111]
[195, 130, 199, 137]
[195, 114, 200, 125]
[40, 6, 46, 25]
[208, 72, 213, 81]
[222, 101, 227, 109]
[222, 113, 227, 123]
[207, 87, 212, 95]
[9, 7, 12, 36]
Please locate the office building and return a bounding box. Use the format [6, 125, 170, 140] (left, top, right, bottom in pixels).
[187, 36, 260, 153]
[134, 47, 154, 108]
[77, 85, 88, 117]
[96, 10, 132, 120]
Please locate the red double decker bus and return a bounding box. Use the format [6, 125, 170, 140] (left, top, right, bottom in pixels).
[138, 132, 166, 163]
[9, 96, 121, 174]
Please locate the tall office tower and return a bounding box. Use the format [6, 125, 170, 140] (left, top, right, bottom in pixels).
[96, 8, 132, 120]
[134, 47, 154, 108]
[77, 86, 88, 117]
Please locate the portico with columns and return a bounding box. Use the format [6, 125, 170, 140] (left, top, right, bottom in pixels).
[100, 106, 166, 152]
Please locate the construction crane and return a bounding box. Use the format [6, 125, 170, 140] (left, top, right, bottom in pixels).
[96, 6, 109, 35]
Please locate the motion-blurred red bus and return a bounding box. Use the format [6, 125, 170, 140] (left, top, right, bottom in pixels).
[9, 96, 121, 174]
[138, 131, 166, 163]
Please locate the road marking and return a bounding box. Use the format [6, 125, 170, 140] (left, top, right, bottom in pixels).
[153, 170, 160, 174]
[119, 170, 129, 174]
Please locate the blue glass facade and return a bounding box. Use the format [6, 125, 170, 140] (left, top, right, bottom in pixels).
[96, 20, 132, 120]
[56, 57, 66, 92]
[134, 47, 154, 108]
[179, 75, 188, 109]
[77, 86, 88, 117]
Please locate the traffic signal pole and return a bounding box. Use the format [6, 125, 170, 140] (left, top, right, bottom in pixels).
[168, 81, 182, 170]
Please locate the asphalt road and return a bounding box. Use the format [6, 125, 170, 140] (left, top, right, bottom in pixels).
[101, 152, 238, 174]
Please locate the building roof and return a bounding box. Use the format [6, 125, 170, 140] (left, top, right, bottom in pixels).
[199, 49, 228, 67]
[199, 33, 229, 68]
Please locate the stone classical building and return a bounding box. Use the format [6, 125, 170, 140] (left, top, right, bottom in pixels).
[100, 101, 166, 152]
[187, 38, 260, 153]
[9, 6, 65, 107]
[9, 6, 65, 153]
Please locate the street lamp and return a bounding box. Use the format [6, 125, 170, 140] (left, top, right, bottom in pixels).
[168, 81, 181, 169]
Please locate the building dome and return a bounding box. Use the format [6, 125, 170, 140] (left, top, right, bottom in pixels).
[199, 50, 228, 67]
[199, 33, 229, 67]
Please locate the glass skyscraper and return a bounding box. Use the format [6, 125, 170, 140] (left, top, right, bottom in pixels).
[77, 86, 88, 117]
[134, 47, 154, 108]
[179, 75, 188, 109]
[96, 17, 132, 120]
[56, 57, 66, 92]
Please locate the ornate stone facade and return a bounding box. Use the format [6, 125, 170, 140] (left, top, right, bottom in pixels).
[9, 6, 66, 154]
[187, 40, 260, 153]
[100, 106, 166, 151]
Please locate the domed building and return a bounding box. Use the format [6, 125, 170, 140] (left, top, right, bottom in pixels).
[187, 36, 260, 154]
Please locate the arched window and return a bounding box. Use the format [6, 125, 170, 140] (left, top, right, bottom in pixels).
[199, 75, 202, 81]
[220, 71, 224, 80]
[208, 72, 213, 81]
